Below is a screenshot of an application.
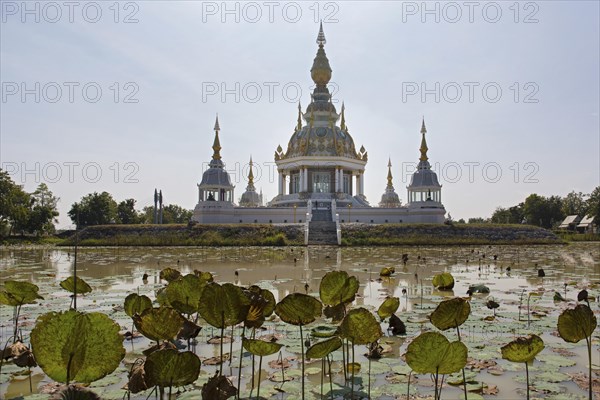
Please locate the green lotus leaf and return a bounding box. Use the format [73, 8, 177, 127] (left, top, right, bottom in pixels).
[194, 270, 214, 283]
[501, 334, 544, 363]
[199, 283, 250, 329]
[133, 306, 186, 342]
[165, 274, 206, 315]
[242, 338, 283, 357]
[159, 268, 181, 283]
[0, 280, 43, 305]
[123, 293, 152, 318]
[274, 293, 322, 326]
[311, 325, 338, 338]
[405, 331, 468, 375]
[30, 310, 125, 383]
[319, 271, 359, 306]
[557, 304, 597, 343]
[59, 276, 92, 295]
[379, 267, 393, 277]
[432, 272, 455, 290]
[306, 336, 342, 359]
[337, 307, 383, 345]
[145, 349, 201, 388]
[429, 297, 471, 331]
[377, 297, 400, 321]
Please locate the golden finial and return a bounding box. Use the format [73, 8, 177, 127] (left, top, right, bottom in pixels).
[212, 114, 222, 161]
[317, 21, 326, 46]
[340, 102, 346, 131]
[248, 156, 254, 185]
[419, 117, 429, 162]
[387, 158, 393, 188]
[309, 107, 315, 128]
[296, 102, 302, 131]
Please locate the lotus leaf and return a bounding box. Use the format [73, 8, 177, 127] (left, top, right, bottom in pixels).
[501, 334, 544, 363]
[159, 268, 181, 283]
[432, 272, 455, 290]
[201, 373, 237, 400]
[242, 338, 283, 357]
[31, 310, 125, 383]
[319, 271, 359, 306]
[199, 283, 250, 328]
[337, 307, 383, 345]
[311, 325, 338, 338]
[165, 274, 206, 315]
[405, 331, 468, 374]
[59, 276, 92, 295]
[49, 385, 101, 400]
[0, 280, 43, 305]
[379, 267, 393, 277]
[306, 336, 342, 359]
[377, 297, 400, 321]
[243, 285, 276, 328]
[429, 297, 471, 331]
[145, 349, 201, 388]
[275, 293, 322, 326]
[557, 304, 597, 343]
[133, 306, 186, 342]
[123, 293, 152, 318]
[194, 270, 214, 283]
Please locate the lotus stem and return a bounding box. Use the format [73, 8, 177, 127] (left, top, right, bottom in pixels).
[257, 355, 262, 400]
[368, 353, 371, 399]
[220, 311, 225, 375]
[300, 324, 305, 400]
[525, 362, 530, 400]
[229, 325, 234, 366]
[351, 342, 355, 400]
[586, 335, 592, 400]
[407, 371, 411, 399]
[237, 326, 245, 400]
[320, 357, 324, 399]
[456, 323, 467, 400]
[341, 338, 347, 381]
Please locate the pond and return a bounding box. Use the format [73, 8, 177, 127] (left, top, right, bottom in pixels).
[1, 243, 599, 399]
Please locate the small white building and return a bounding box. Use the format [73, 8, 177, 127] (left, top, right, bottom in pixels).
[192, 25, 446, 227]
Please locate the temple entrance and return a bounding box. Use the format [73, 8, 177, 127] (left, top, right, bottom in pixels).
[313, 172, 331, 193]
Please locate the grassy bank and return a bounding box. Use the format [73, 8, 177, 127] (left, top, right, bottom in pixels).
[554, 231, 600, 242]
[340, 223, 562, 246]
[58, 224, 305, 246]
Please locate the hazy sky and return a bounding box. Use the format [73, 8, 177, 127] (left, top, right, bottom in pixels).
[1, 1, 598, 227]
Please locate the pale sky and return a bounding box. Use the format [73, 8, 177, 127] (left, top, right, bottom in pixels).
[1, 1, 599, 228]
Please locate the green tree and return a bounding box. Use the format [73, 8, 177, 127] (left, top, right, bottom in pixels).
[27, 183, 60, 235]
[561, 191, 586, 216]
[523, 194, 564, 229]
[491, 204, 524, 224]
[117, 199, 141, 224]
[585, 186, 600, 222]
[0, 169, 32, 236]
[68, 192, 118, 227]
[140, 204, 192, 224]
[467, 217, 488, 224]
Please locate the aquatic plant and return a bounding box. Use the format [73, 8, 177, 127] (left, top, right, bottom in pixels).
[501, 334, 544, 400]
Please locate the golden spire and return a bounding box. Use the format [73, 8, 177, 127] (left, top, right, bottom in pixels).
[419, 117, 429, 162]
[387, 158, 393, 188]
[248, 156, 254, 185]
[309, 106, 315, 128]
[311, 22, 332, 87]
[296, 101, 302, 131]
[212, 115, 222, 161]
[340, 102, 346, 131]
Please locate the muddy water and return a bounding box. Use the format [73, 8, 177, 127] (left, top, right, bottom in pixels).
[1, 243, 599, 399]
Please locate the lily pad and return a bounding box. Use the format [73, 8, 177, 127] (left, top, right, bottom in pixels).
[432, 272, 455, 290]
[0, 280, 44, 305]
[306, 336, 342, 359]
[59, 276, 93, 295]
[123, 293, 152, 318]
[337, 307, 383, 345]
[133, 306, 186, 342]
[319, 271, 359, 306]
[159, 268, 181, 283]
[145, 349, 201, 388]
[31, 310, 125, 383]
[377, 297, 400, 321]
[501, 334, 544, 363]
[405, 331, 468, 374]
[557, 304, 597, 343]
[242, 338, 283, 357]
[275, 293, 322, 326]
[429, 297, 471, 331]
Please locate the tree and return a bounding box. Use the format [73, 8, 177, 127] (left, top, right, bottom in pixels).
[491, 204, 524, 224]
[27, 183, 60, 235]
[117, 199, 141, 224]
[0, 169, 32, 236]
[468, 217, 488, 224]
[585, 186, 600, 222]
[523, 194, 564, 229]
[68, 192, 118, 227]
[140, 204, 192, 224]
[561, 191, 586, 216]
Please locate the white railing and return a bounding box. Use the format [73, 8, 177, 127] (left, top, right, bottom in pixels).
[304, 200, 312, 245]
[335, 213, 341, 245]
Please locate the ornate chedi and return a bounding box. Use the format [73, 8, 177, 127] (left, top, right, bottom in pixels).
[379, 159, 401, 207]
[271, 22, 369, 208]
[239, 156, 263, 207]
[407, 118, 443, 205]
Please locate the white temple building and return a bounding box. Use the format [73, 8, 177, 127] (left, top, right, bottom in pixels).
[192, 25, 446, 231]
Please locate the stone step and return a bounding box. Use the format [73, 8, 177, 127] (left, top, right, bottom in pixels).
[308, 221, 338, 245]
